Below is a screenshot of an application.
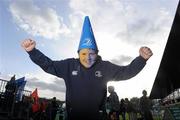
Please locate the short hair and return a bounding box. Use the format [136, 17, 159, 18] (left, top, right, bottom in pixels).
[108, 86, 114, 91]
[142, 90, 147, 94]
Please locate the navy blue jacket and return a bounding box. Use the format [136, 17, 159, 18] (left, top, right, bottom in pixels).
[28, 48, 146, 119]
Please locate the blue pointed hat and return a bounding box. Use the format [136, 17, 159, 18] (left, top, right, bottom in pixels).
[78, 16, 98, 52]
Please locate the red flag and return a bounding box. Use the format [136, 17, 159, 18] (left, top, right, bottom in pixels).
[30, 88, 40, 112]
[31, 88, 38, 103]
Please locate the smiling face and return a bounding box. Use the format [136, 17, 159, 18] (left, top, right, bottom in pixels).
[78, 48, 98, 68]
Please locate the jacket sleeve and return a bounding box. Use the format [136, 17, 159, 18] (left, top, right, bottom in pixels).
[104, 56, 146, 81]
[27, 48, 68, 78]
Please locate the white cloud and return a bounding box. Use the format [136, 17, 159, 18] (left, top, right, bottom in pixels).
[9, 0, 70, 40]
[24, 71, 66, 100]
[0, 74, 12, 80]
[69, 0, 99, 16]
[68, 0, 175, 46]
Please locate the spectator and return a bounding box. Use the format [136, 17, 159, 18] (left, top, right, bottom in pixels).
[107, 86, 120, 120]
[3, 75, 16, 112]
[50, 97, 59, 120]
[119, 99, 126, 120]
[139, 90, 153, 120]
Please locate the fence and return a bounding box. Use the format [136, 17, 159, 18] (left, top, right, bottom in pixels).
[0, 78, 32, 119]
[0, 79, 8, 94]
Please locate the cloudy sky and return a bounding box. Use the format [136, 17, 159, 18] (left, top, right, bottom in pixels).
[0, 0, 179, 101]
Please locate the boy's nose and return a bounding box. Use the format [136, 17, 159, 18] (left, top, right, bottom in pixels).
[86, 55, 90, 60]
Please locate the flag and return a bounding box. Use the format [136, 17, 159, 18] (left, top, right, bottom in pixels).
[31, 88, 39, 102]
[15, 77, 27, 101]
[15, 77, 25, 87]
[31, 88, 40, 112]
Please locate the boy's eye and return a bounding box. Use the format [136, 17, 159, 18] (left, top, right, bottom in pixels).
[89, 53, 95, 56]
[82, 53, 86, 55]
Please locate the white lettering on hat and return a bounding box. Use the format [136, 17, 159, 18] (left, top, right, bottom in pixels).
[82, 38, 92, 46]
[95, 71, 102, 77]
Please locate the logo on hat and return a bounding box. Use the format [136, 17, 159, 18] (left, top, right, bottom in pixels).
[82, 38, 92, 46]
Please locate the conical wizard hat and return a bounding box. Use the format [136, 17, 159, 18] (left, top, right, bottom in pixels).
[78, 16, 98, 52]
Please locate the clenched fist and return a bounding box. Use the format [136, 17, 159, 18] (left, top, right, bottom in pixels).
[21, 39, 36, 52]
[139, 47, 153, 60]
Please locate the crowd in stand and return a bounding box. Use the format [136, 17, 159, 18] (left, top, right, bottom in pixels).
[0, 76, 64, 120]
[0, 76, 154, 120]
[0, 93, 64, 120]
[106, 86, 153, 120]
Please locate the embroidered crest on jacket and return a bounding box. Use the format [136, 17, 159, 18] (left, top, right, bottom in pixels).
[72, 70, 78, 76]
[95, 71, 102, 77]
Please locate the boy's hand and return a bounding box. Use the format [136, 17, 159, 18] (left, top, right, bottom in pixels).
[21, 39, 36, 52]
[139, 47, 153, 60]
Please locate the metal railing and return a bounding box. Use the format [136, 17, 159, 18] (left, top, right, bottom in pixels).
[0, 78, 32, 119]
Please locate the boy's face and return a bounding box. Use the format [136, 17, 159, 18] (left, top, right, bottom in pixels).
[79, 48, 97, 68]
